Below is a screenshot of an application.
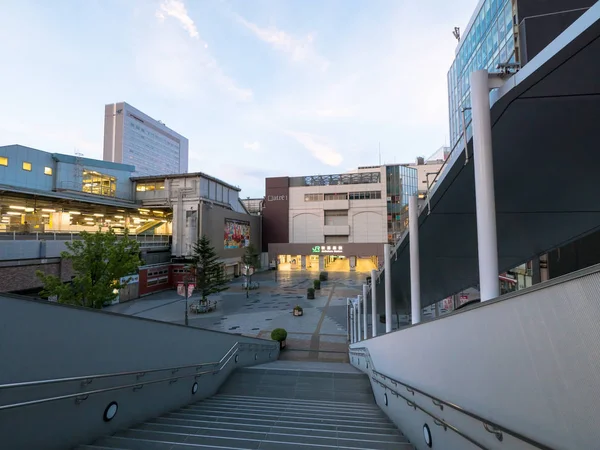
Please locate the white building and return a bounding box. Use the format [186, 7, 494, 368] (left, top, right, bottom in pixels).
[103, 102, 189, 176]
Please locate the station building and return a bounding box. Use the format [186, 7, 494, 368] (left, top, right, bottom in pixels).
[0, 144, 259, 296]
[262, 165, 418, 272]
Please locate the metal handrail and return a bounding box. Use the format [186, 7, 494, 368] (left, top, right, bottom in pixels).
[349, 347, 552, 450]
[0, 341, 278, 411]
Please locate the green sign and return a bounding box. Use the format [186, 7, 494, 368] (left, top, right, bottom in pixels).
[312, 246, 321, 253]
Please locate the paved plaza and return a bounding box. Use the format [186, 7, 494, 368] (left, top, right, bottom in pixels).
[106, 267, 374, 362]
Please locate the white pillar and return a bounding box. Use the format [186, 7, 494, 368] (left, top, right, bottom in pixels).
[370, 269, 377, 337]
[349, 301, 355, 343]
[347, 300, 352, 343]
[354, 302, 359, 343]
[409, 195, 421, 325]
[384, 243, 392, 333]
[361, 287, 368, 340]
[356, 295, 362, 342]
[470, 70, 500, 302]
[319, 255, 325, 271]
[301, 255, 306, 270]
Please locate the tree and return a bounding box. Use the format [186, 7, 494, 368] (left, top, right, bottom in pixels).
[37, 229, 141, 309]
[192, 235, 229, 303]
[242, 243, 260, 298]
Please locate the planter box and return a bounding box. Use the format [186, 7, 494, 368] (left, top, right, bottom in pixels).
[293, 310, 303, 316]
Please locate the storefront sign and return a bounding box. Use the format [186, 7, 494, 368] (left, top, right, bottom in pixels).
[267, 194, 288, 201]
[120, 274, 139, 284]
[312, 245, 343, 254]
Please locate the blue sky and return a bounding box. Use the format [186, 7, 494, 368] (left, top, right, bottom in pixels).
[0, 0, 476, 197]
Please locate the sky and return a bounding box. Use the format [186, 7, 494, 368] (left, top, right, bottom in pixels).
[0, 0, 477, 198]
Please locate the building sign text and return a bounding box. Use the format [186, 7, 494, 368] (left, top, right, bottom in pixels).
[312, 245, 343, 254]
[267, 195, 288, 201]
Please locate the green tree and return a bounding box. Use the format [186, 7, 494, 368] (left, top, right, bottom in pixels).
[242, 243, 260, 298]
[192, 235, 229, 303]
[37, 229, 141, 309]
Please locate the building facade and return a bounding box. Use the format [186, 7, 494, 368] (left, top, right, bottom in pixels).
[447, 0, 595, 149]
[263, 167, 416, 271]
[0, 145, 257, 294]
[103, 102, 189, 176]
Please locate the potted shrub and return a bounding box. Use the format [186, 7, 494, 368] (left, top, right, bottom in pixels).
[271, 328, 288, 350]
[319, 271, 328, 282]
[293, 305, 303, 316]
[313, 279, 321, 290]
[307, 287, 315, 299]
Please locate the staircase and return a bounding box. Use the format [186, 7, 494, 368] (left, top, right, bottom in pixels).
[78, 361, 412, 449]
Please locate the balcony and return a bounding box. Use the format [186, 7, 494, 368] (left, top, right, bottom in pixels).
[323, 225, 350, 236]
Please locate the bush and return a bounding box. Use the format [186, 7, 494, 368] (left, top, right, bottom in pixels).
[319, 271, 328, 281]
[271, 328, 288, 342]
[313, 279, 321, 290]
[307, 287, 315, 299]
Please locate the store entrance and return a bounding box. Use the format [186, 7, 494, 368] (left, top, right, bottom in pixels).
[277, 254, 301, 270]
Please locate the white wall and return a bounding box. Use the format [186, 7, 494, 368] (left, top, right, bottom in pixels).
[288, 183, 387, 244]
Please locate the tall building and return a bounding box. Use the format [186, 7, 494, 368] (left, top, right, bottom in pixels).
[103, 102, 189, 176]
[447, 0, 595, 148]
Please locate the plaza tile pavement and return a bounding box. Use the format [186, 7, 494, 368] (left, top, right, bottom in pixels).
[105, 268, 373, 360]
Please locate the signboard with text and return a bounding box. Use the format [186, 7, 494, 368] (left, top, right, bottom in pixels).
[311, 245, 344, 254]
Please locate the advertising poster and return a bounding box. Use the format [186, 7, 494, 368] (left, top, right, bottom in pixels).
[224, 219, 251, 249]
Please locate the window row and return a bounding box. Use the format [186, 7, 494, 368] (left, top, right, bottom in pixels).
[304, 191, 382, 202]
[0, 157, 53, 175]
[136, 182, 166, 192]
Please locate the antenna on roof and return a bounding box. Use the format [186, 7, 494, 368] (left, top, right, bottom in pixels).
[452, 27, 461, 41]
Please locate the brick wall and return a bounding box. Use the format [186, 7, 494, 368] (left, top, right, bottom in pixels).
[0, 259, 75, 293]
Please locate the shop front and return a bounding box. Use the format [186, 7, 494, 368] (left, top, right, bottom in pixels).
[268, 242, 384, 273]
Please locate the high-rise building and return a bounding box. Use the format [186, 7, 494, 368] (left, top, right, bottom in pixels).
[103, 102, 189, 176]
[447, 0, 595, 149]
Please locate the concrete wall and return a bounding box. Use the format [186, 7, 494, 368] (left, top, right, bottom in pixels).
[288, 184, 387, 244]
[0, 295, 279, 449]
[350, 264, 600, 449]
[0, 258, 74, 293]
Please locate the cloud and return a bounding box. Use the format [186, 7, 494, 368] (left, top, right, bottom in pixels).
[156, 0, 199, 39]
[148, 1, 253, 102]
[284, 130, 343, 166]
[235, 15, 329, 71]
[243, 141, 261, 151]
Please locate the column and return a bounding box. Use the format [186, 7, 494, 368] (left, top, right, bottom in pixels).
[356, 295, 362, 342]
[349, 300, 355, 343]
[384, 243, 392, 333]
[353, 302, 359, 343]
[370, 269, 377, 337]
[362, 284, 368, 340]
[319, 255, 325, 271]
[349, 256, 356, 271]
[470, 70, 500, 301]
[409, 195, 421, 325]
[301, 255, 306, 270]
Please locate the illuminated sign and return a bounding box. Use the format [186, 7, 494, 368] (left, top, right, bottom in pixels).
[312, 245, 343, 254]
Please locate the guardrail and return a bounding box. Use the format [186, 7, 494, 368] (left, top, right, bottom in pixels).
[349, 347, 552, 450]
[0, 341, 277, 412]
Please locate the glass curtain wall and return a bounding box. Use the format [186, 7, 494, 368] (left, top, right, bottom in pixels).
[386, 165, 418, 244]
[447, 0, 517, 148]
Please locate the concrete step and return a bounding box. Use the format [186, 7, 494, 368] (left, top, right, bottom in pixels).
[95, 428, 413, 450]
[162, 411, 402, 435]
[201, 395, 381, 409]
[181, 404, 389, 422]
[150, 416, 406, 440]
[213, 394, 379, 409]
[175, 406, 395, 428]
[137, 421, 409, 448]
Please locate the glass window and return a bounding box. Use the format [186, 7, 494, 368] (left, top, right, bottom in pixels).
[22, 162, 32, 171]
[44, 167, 52, 175]
[505, 4, 513, 34]
[82, 170, 117, 197]
[0, 156, 7, 166]
[156, 181, 165, 190]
